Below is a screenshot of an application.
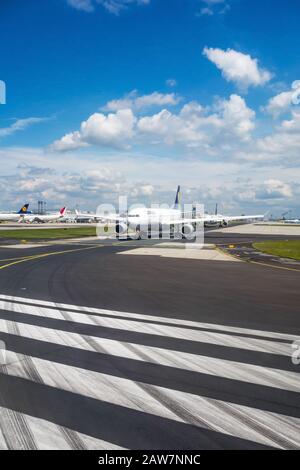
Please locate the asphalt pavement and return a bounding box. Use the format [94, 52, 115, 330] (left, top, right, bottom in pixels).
[0, 236, 299, 449]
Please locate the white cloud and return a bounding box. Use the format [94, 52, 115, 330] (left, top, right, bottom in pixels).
[234, 181, 295, 216]
[235, 108, 300, 167]
[138, 94, 255, 146]
[131, 184, 154, 197]
[0, 117, 47, 139]
[238, 179, 293, 202]
[67, 0, 94, 12]
[203, 47, 272, 90]
[53, 93, 255, 152]
[199, 0, 230, 16]
[67, 0, 150, 14]
[104, 90, 180, 111]
[0, 146, 299, 216]
[200, 7, 214, 16]
[254, 110, 300, 162]
[216, 94, 255, 139]
[265, 80, 300, 117]
[262, 179, 293, 199]
[166, 79, 177, 88]
[52, 109, 136, 151]
[51, 131, 88, 152]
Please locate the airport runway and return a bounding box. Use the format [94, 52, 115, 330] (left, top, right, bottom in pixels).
[0, 237, 299, 449]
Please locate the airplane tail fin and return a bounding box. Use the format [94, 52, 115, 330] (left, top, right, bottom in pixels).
[18, 203, 31, 214]
[60, 207, 66, 216]
[174, 185, 181, 209]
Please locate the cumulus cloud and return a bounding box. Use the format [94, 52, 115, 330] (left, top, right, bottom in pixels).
[52, 109, 136, 151]
[52, 93, 255, 152]
[0, 117, 47, 139]
[0, 145, 299, 216]
[234, 108, 300, 168]
[130, 184, 154, 197]
[265, 80, 300, 117]
[104, 90, 180, 112]
[203, 47, 272, 90]
[261, 179, 293, 199]
[238, 180, 293, 203]
[67, 0, 150, 15]
[138, 94, 255, 146]
[0, 157, 159, 211]
[252, 110, 300, 163]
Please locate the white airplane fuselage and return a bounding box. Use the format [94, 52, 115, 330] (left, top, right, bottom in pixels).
[125, 207, 182, 226]
[114, 207, 201, 238]
[23, 214, 64, 223]
[0, 213, 22, 222]
[117, 207, 227, 230]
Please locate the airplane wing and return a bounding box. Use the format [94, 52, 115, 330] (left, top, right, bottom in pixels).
[221, 215, 264, 222]
[170, 218, 205, 224]
[100, 215, 130, 222]
[168, 214, 264, 224]
[75, 211, 127, 222]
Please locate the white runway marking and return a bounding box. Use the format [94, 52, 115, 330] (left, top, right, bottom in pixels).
[118, 246, 240, 261]
[0, 295, 299, 449]
[0, 300, 294, 356]
[0, 294, 297, 341]
[0, 295, 298, 341]
[0, 320, 299, 392]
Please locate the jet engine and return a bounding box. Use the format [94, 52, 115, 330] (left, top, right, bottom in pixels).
[219, 220, 228, 228]
[115, 222, 128, 235]
[180, 223, 195, 238]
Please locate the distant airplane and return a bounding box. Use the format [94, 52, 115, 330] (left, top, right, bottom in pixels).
[0, 203, 31, 222]
[74, 210, 103, 222]
[202, 203, 264, 228]
[92, 186, 264, 239]
[284, 219, 300, 224]
[23, 207, 67, 223]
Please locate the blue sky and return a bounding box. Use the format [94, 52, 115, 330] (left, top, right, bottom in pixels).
[0, 0, 300, 214]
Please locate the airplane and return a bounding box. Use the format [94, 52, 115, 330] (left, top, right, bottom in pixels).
[203, 203, 264, 228]
[74, 209, 103, 223]
[23, 207, 67, 223]
[284, 219, 300, 224]
[93, 186, 265, 239]
[0, 203, 31, 222]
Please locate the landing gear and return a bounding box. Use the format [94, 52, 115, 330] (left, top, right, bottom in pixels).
[170, 224, 175, 239]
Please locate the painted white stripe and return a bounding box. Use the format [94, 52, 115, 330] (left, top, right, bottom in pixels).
[3, 354, 300, 449]
[1, 319, 299, 392]
[0, 406, 124, 450]
[1, 296, 299, 449]
[0, 426, 8, 450]
[24, 413, 124, 450]
[0, 294, 298, 342]
[0, 300, 295, 356]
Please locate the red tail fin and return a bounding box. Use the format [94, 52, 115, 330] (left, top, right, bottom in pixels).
[60, 207, 66, 216]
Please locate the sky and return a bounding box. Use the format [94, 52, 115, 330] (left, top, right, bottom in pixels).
[0, 0, 300, 215]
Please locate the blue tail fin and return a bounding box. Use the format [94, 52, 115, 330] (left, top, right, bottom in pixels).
[18, 203, 31, 214]
[174, 185, 181, 209]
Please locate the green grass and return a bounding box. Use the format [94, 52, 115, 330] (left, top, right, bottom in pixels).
[0, 227, 98, 240]
[253, 240, 300, 261]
